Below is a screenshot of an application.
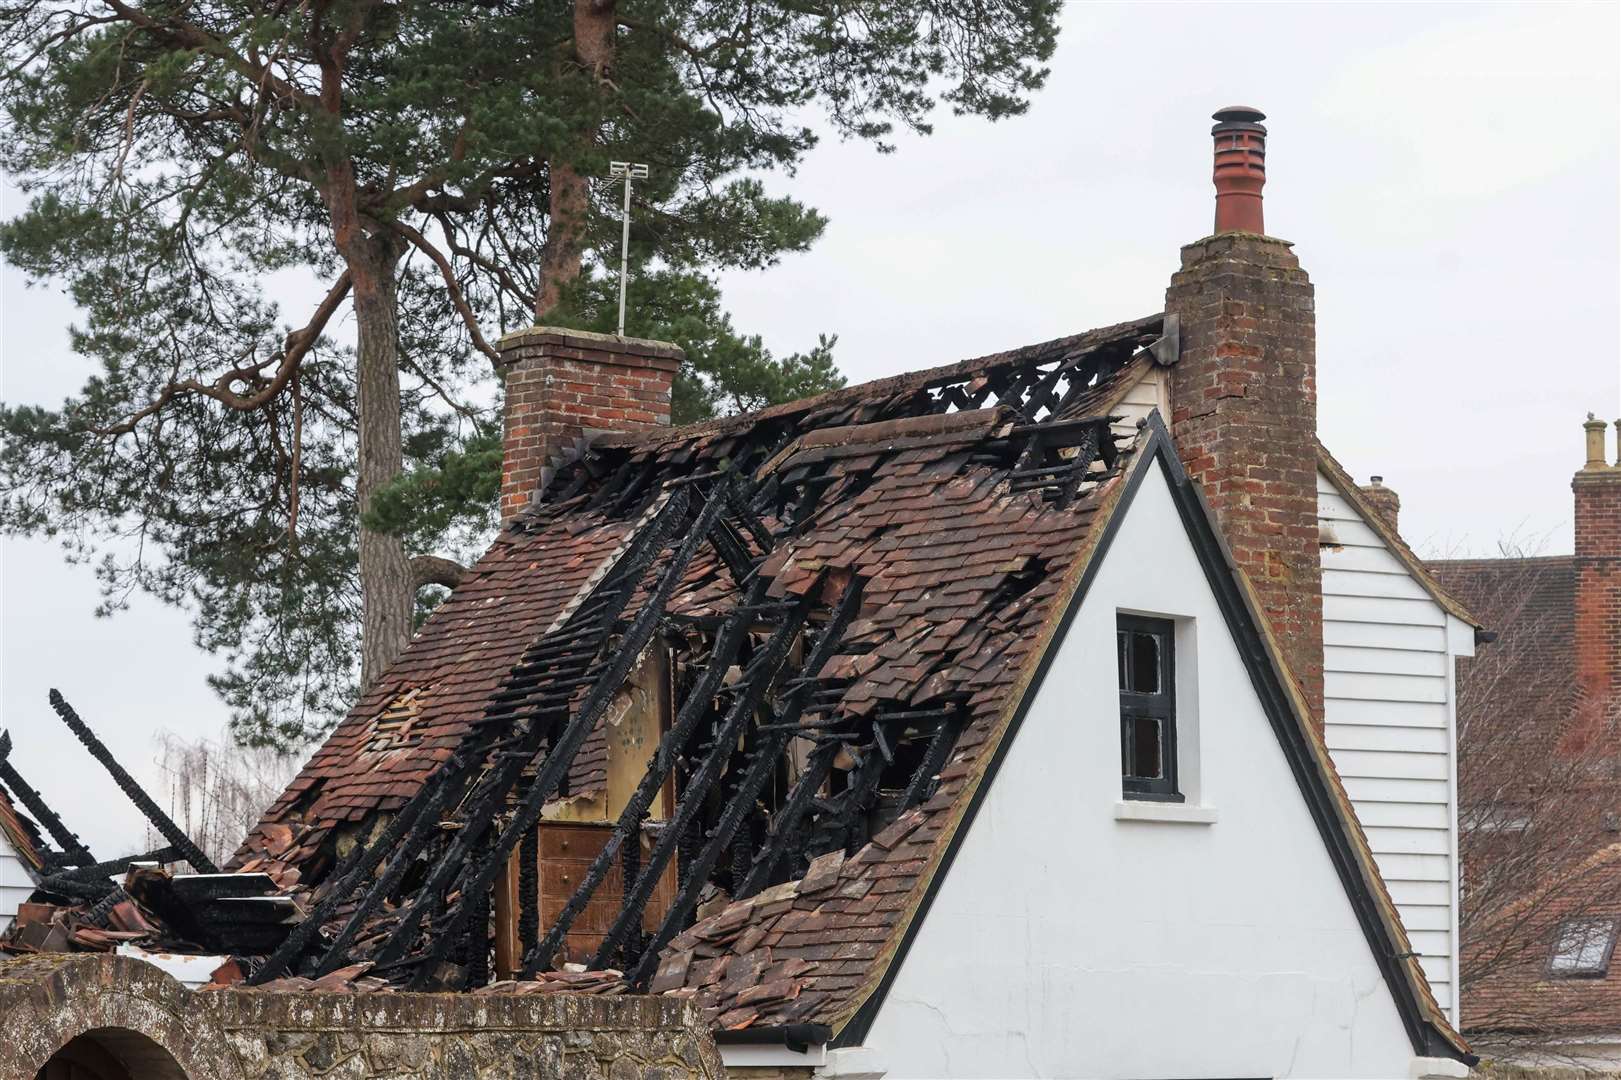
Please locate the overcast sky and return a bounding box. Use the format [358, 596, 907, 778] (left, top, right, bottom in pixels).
[2, 1, 1617, 856]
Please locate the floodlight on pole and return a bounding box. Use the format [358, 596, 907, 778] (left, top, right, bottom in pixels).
[609, 161, 649, 337]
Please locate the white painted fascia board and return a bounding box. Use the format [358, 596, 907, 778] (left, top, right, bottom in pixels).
[817, 1046, 888, 1078]
[719, 1043, 828, 1068]
[1444, 615, 1476, 659]
[1411, 1055, 1471, 1078]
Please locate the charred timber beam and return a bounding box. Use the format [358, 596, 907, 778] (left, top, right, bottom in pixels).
[588, 591, 819, 970]
[399, 479, 734, 985]
[47, 692, 217, 874]
[1056, 427, 1101, 509]
[900, 709, 968, 811]
[522, 576, 771, 976]
[735, 739, 840, 899]
[57, 846, 181, 884]
[250, 734, 537, 982]
[0, 730, 94, 866]
[622, 576, 863, 987]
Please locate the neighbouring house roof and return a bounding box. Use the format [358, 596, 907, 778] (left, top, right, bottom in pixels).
[1427, 555, 1607, 1038]
[1430, 556, 1576, 737]
[1462, 842, 1621, 1039]
[227, 314, 1465, 1062]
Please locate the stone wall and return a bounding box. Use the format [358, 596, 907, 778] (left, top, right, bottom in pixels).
[0, 953, 723, 1080]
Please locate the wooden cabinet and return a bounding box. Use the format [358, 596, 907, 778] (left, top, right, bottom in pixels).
[531, 820, 677, 967]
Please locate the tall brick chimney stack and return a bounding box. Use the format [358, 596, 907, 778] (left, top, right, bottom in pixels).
[1164, 106, 1324, 719]
[1573, 413, 1621, 741]
[494, 327, 682, 519]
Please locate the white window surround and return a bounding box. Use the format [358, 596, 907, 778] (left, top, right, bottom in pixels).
[1115, 608, 1208, 817]
[1114, 800, 1218, 824]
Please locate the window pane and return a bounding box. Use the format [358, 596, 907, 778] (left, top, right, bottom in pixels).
[1552, 918, 1618, 975]
[1130, 631, 1161, 694]
[1125, 715, 1163, 779]
[1117, 630, 1129, 691]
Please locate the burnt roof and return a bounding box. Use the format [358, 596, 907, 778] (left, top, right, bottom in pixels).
[229, 314, 1464, 1062]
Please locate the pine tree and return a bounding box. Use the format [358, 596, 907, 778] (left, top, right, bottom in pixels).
[0, 0, 1060, 748]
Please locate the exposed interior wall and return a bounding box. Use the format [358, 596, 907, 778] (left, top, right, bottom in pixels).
[1319, 469, 1473, 1021]
[859, 461, 1417, 1080]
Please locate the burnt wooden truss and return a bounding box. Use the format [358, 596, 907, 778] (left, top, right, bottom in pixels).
[245, 317, 1160, 990]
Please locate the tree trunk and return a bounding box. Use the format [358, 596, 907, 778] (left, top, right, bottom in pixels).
[350, 232, 414, 690]
[535, 0, 617, 319]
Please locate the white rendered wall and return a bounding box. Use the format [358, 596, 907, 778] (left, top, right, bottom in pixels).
[1319, 470, 1472, 1021]
[860, 462, 1420, 1080]
[0, 831, 35, 934]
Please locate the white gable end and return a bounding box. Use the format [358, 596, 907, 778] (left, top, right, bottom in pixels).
[860, 458, 1418, 1080]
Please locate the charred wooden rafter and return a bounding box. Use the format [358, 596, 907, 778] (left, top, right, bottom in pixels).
[588, 590, 818, 972]
[394, 478, 743, 986]
[521, 574, 777, 976]
[47, 692, 217, 874]
[621, 575, 864, 988]
[0, 728, 93, 866]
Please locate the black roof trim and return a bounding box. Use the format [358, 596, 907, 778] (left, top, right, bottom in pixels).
[714, 1022, 831, 1054]
[833, 411, 1472, 1066]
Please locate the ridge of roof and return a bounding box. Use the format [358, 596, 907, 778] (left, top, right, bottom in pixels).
[1428, 554, 1575, 569]
[1314, 441, 1483, 629]
[594, 314, 1164, 452]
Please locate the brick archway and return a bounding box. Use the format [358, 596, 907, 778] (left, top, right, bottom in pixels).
[0, 954, 240, 1080]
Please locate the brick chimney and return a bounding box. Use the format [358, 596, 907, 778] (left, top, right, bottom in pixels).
[494, 327, 682, 519]
[1360, 476, 1401, 533]
[1164, 107, 1324, 719]
[1573, 414, 1621, 741]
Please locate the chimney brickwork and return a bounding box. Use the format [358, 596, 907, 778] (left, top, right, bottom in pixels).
[1360, 477, 1401, 534]
[495, 327, 682, 520]
[1163, 107, 1324, 721]
[1573, 416, 1621, 742]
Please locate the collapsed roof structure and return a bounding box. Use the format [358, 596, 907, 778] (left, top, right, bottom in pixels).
[2, 105, 1487, 1076]
[230, 317, 1166, 1002]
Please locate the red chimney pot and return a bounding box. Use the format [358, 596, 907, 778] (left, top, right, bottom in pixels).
[1211, 106, 1267, 235]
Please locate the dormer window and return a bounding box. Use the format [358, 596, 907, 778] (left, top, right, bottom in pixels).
[1118, 615, 1180, 802]
[1550, 917, 1618, 978]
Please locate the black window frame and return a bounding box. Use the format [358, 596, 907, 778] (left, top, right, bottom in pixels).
[1118, 613, 1181, 802]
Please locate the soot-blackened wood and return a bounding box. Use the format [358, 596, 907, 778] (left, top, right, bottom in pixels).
[518, 798, 539, 958]
[0, 730, 93, 865]
[48, 691, 217, 874]
[622, 576, 863, 987]
[59, 847, 181, 884]
[900, 709, 967, 811]
[735, 739, 840, 899]
[522, 577, 770, 976]
[399, 480, 734, 985]
[1056, 427, 1101, 509]
[588, 595, 817, 970]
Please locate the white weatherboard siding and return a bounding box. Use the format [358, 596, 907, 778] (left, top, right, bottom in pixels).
[1319, 470, 1473, 1023]
[1108, 366, 1168, 441]
[860, 461, 1422, 1080]
[0, 832, 34, 934]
